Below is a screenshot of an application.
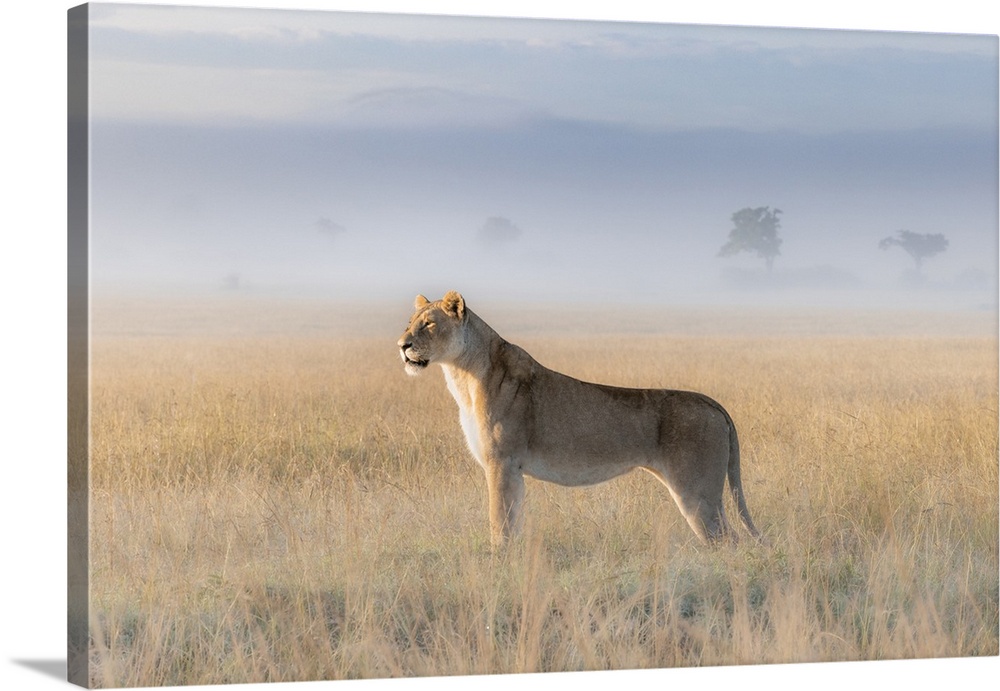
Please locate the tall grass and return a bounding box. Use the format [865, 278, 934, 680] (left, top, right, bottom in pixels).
[86, 300, 998, 687]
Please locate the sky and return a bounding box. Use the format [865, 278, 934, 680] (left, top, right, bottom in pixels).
[83, 2, 999, 307]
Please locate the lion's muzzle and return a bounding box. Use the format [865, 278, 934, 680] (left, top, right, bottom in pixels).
[399, 341, 429, 372]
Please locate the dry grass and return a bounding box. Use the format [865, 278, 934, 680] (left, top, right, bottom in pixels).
[86, 298, 999, 687]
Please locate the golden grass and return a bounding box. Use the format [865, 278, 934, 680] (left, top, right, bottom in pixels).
[86, 299, 998, 687]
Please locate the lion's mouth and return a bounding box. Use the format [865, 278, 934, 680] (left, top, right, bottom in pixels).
[402, 351, 429, 369]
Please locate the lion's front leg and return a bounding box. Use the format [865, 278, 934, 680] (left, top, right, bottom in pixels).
[484, 459, 525, 548]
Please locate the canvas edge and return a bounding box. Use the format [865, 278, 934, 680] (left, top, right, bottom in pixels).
[68, 3, 91, 688]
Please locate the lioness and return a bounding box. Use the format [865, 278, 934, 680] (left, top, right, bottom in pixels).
[397, 291, 759, 547]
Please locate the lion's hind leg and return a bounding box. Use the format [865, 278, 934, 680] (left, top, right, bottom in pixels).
[641, 466, 732, 545]
[684, 498, 734, 545]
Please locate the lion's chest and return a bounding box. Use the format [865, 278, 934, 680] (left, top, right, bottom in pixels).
[457, 408, 487, 468]
[444, 369, 489, 468]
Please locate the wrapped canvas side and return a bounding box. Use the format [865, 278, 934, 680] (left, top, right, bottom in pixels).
[68, 3, 90, 688]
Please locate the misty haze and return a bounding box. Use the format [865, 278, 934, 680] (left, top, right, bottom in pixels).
[85, 5, 997, 315]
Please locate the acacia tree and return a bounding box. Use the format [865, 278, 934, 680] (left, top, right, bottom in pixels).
[718, 206, 783, 273]
[878, 230, 948, 273]
[315, 217, 346, 240]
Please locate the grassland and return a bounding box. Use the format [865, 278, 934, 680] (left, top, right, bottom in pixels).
[85, 296, 998, 687]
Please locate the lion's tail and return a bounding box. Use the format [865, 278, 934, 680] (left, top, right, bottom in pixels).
[727, 420, 761, 539]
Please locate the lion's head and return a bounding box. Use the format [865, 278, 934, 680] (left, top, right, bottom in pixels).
[397, 291, 467, 376]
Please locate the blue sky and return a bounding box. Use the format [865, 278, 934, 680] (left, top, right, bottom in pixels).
[85, 2, 998, 306]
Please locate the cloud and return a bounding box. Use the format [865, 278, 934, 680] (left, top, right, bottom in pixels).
[89, 60, 330, 123]
[86, 5, 996, 133]
[342, 85, 531, 128]
[87, 4, 331, 42]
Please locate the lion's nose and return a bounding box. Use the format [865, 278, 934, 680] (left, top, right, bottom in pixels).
[399, 340, 412, 352]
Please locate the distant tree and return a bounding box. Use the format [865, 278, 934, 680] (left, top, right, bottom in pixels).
[878, 230, 948, 273]
[315, 217, 346, 240]
[478, 216, 522, 246]
[718, 206, 783, 273]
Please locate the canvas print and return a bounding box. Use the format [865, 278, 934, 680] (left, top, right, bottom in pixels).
[68, 3, 999, 688]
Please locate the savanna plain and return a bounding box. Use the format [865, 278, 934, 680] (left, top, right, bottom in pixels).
[83, 295, 999, 688]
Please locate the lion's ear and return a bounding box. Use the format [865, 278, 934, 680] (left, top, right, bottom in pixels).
[441, 291, 466, 319]
[414, 295, 430, 310]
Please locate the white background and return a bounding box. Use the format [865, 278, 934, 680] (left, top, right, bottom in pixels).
[2, 2, 998, 690]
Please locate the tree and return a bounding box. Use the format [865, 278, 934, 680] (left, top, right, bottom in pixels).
[718, 206, 783, 273]
[878, 230, 948, 273]
[315, 217, 346, 240]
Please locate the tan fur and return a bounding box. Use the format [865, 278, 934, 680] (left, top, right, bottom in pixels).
[397, 291, 760, 547]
